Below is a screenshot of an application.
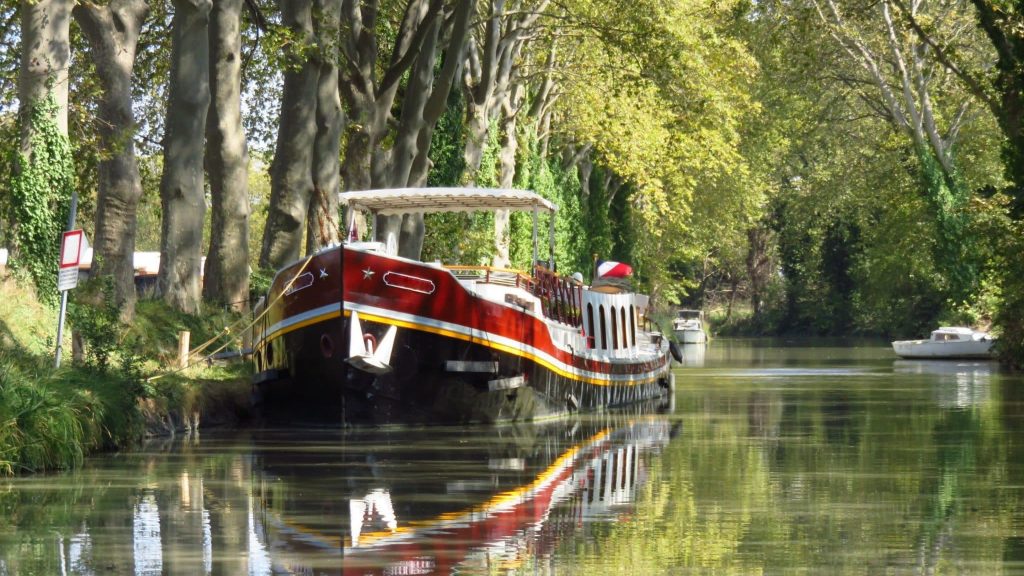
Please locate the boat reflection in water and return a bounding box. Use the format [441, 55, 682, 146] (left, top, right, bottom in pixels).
[892, 359, 995, 409]
[0, 401, 674, 575]
[252, 407, 676, 574]
[679, 342, 706, 367]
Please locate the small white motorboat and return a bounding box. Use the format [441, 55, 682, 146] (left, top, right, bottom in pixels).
[891, 326, 995, 359]
[672, 309, 707, 344]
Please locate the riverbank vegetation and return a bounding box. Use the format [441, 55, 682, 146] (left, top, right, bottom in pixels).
[0, 276, 251, 475]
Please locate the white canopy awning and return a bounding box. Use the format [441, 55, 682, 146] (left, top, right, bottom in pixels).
[339, 187, 557, 215]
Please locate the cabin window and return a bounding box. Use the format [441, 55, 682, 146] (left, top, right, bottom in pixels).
[611, 307, 619, 350]
[586, 303, 596, 349]
[599, 305, 608, 350]
[630, 305, 636, 346]
[621, 307, 628, 348]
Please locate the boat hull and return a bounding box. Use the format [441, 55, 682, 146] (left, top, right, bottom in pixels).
[891, 339, 995, 359]
[674, 328, 706, 344]
[253, 246, 673, 424]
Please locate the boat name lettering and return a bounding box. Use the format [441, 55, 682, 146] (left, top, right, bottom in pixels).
[382, 271, 436, 294]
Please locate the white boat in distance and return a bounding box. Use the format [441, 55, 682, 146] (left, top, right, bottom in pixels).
[672, 309, 707, 344]
[891, 326, 995, 359]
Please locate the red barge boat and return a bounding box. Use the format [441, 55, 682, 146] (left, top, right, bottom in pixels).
[251, 188, 675, 423]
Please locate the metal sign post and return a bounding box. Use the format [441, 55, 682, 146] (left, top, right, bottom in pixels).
[54, 190, 81, 368]
[54, 228, 83, 368]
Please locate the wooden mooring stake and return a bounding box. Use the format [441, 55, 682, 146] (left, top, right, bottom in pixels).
[178, 330, 190, 369]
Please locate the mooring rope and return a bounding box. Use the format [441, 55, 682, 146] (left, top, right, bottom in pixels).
[145, 252, 320, 382]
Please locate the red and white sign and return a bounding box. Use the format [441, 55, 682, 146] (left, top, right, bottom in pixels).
[60, 230, 83, 269]
[57, 229, 84, 291]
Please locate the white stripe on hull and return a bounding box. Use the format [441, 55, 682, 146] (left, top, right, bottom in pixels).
[257, 299, 668, 385]
[346, 301, 667, 385]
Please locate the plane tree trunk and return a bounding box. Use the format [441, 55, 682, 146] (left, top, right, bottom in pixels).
[158, 0, 212, 314]
[259, 0, 319, 269]
[396, 0, 473, 259]
[203, 0, 251, 310]
[492, 84, 523, 267]
[306, 0, 344, 252]
[12, 0, 73, 270]
[460, 0, 547, 183]
[339, 0, 432, 191]
[18, 0, 72, 140]
[338, 0, 473, 259]
[73, 0, 149, 318]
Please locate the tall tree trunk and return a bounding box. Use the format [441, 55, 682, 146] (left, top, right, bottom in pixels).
[462, 102, 491, 182]
[204, 0, 251, 310]
[391, 10, 444, 259]
[339, 0, 431, 194]
[74, 0, 149, 318]
[527, 38, 557, 158]
[967, 0, 1024, 216]
[460, 0, 548, 185]
[158, 0, 212, 314]
[395, 0, 474, 259]
[493, 85, 520, 267]
[19, 0, 72, 140]
[577, 151, 593, 200]
[746, 226, 773, 318]
[14, 0, 73, 267]
[348, 0, 473, 257]
[306, 0, 343, 252]
[259, 0, 318, 269]
[336, 0, 472, 258]
[460, 0, 501, 183]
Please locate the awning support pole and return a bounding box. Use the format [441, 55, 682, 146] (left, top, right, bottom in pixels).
[548, 210, 556, 269]
[532, 206, 538, 266]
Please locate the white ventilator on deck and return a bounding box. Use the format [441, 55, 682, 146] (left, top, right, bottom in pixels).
[347, 310, 398, 374]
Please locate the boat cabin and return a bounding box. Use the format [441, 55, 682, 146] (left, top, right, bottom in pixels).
[676, 309, 703, 321]
[930, 327, 990, 342]
[340, 188, 655, 360]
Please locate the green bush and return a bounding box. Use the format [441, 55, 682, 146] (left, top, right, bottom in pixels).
[0, 351, 140, 475]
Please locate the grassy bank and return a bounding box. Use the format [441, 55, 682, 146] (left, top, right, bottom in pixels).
[0, 275, 253, 475]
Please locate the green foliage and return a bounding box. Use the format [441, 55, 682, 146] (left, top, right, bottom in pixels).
[915, 145, 978, 305]
[422, 115, 498, 265]
[426, 87, 467, 188]
[0, 275, 252, 475]
[421, 88, 497, 265]
[0, 361, 92, 475]
[129, 297, 245, 367]
[509, 132, 586, 275]
[136, 155, 165, 251]
[248, 156, 273, 270]
[6, 93, 75, 303]
[67, 277, 131, 371]
[249, 267, 277, 301]
[994, 221, 1024, 369]
[0, 349, 142, 476]
[581, 175, 612, 271]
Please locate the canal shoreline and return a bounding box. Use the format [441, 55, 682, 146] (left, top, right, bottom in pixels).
[0, 275, 257, 475]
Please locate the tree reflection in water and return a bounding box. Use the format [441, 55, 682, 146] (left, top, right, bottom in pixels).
[2, 344, 1024, 574]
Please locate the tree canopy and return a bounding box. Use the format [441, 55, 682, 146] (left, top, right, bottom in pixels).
[2, 0, 1024, 363]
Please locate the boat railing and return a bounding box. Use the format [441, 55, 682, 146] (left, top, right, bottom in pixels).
[445, 265, 535, 290]
[533, 265, 584, 328]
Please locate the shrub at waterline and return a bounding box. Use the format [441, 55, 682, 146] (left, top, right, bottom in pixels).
[0, 276, 253, 475]
[0, 356, 143, 475]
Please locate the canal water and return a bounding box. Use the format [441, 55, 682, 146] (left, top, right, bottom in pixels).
[3, 339, 1024, 575]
